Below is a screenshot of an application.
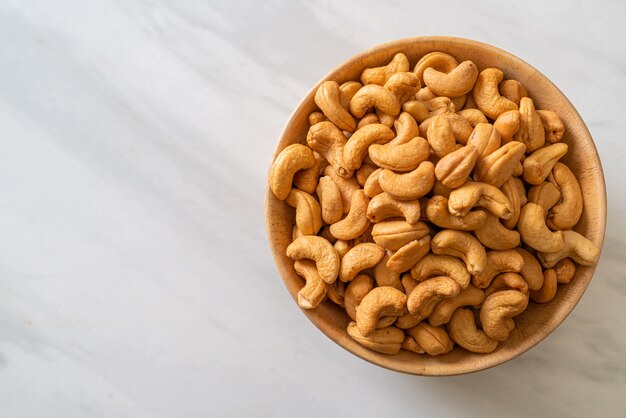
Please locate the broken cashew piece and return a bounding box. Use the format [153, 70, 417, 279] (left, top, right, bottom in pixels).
[287, 236, 340, 284]
[538, 230, 600, 268]
[480, 290, 528, 341]
[356, 286, 407, 337]
[449, 308, 499, 353]
[269, 144, 316, 200]
[431, 229, 488, 275]
[523, 143, 568, 185]
[448, 181, 514, 220]
[339, 243, 385, 282]
[343, 124, 395, 172]
[518, 203, 565, 253]
[347, 322, 404, 355]
[473, 68, 518, 120]
[472, 249, 525, 289]
[293, 260, 327, 309]
[379, 161, 435, 200]
[366, 192, 421, 224]
[329, 190, 371, 240]
[425, 195, 487, 231]
[314, 81, 357, 132]
[429, 286, 485, 326]
[285, 189, 323, 236]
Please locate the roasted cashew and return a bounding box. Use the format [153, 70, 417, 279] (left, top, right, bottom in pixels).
[356, 162, 377, 186]
[367, 192, 421, 224]
[339, 81, 363, 109]
[513, 97, 545, 153]
[391, 112, 420, 144]
[308, 111, 326, 126]
[538, 230, 600, 268]
[329, 190, 371, 240]
[384, 72, 420, 105]
[423, 60, 478, 97]
[369, 136, 429, 172]
[344, 274, 375, 320]
[323, 166, 360, 213]
[425, 195, 487, 231]
[407, 276, 460, 321]
[361, 52, 410, 86]
[403, 100, 429, 123]
[475, 141, 527, 188]
[374, 252, 403, 290]
[473, 68, 518, 119]
[410, 253, 471, 289]
[498, 79, 528, 105]
[316, 176, 343, 224]
[429, 286, 485, 326]
[523, 143, 568, 185]
[343, 124, 395, 172]
[307, 122, 350, 177]
[350, 85, 401, 118]
[431, 230, 487, 275]
[347, 321, 404, 354]
[401, 335, 425, 353]
[339, 243, 385, 282]
[287, 236, 340, 284]
[466, 123, 501, 161]
[494, 110, 521, 142]
[435, 145, 478, 188]
[269, 144, 316, 200]
[375, 110, 396, 128]
[326, 280, 345, 307]
[537, 110, 565, 143]
[518, 203, 565, 252]
[356, 287, 407, 337]
[285, 189, 323, 236]
[293, 260, 327, 309]
[424, 97, 456, 115]
[379, 161, 435, 200]
[514, 248, 544, 291]
[448, 181, 514, 220]
[485, 273, 529, 297]
[480, 290, 528, 341]
[530, 269, 557, 303]
[426, 115, 457, 158]
[414, 51, 458, 84]
[474, 213, 520, 250]
[386, 236, 431, 272]
[405, 322, 454, 355]
[555, 258, 576, 284]
[293, 151, 326, 194]
[472, 249, 525, 288]
[448, 308, 499, 353]
[419, 112, 473, 144]
[333, 239, 352, 259]
[372, 221, 430, 251]
[528, 181, 561, 216]
[363, 167, 384, 198]
[500, 177, 526, 229]
[547, 162, 583, 230]
[415, 86, 436, 102]
[357, 113, 380, 129]
[457, 109, 489, 127]
[315, 81, 357, 132]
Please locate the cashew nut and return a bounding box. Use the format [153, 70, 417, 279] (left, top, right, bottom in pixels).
[466, 123, 501, 161]
[367, 192, 421, 224]
[537, 110, 565, 143]
[347, 321, 404, 354]
[480, 290, 528, 341]
[391, 112, 420, 143]
[343, 123, 395, 172]
[419, 112, 473, 144]
[376, 110, 396, 128]
[523, 143, 568, 185]
[547, 162, 583, 230]
[513, 97, 545, 153]
[403, 99, 429, 123]
[423, 60, 478, 97]
[339, 243, 385, 282]
[485, 273, 529, 297]
[356, 162, 377, 187]
[448, 181, 514, 220]
[374, 252, 403, 290]
[538, 230, 600, 268]
[350, 85, 401, 118]
[315, 81, 357, 132]
[401, 335, 426, 353]
[457, 108, 489, 127]
[435, 145, 478, 188]
[498, 79, 528, 105]
[494, 110, 521, 142]
[339, 81, 363, 109]
[329, 190, 371, 240]
[326, 280, 345, 307]
[333, 239, 352, 259]
[363, 167, 384, 198]
[500, 177, 527, 229]
[410, 253, 471, 289]
[293, 151, 326, 194]
[369, 136, 429, 172]
[512, 247, 543, 291]
[528, 181, 561, 216]
[472, 249, 525, 289]
[518, 203, 565, 252]
[384, 72, 420, 105]
[530, 269, 557, 303]
[555, 258, 576, 284]
[361, 52, 410, 86]
[293, 260, 328, 309]
[357, 113, 380, 129]
[316, 176, 343, 224]
[405, 322, 454, 355]
[269, 144, 316, 200]
[308, 111, 326, 126]
[432, 180, 453, 199]
[356, 286, 407, 337]
[307, 121, 350, 177]
[287, 236, 340, 284]
[429, 286, 485, 326]
[475, 141, 527, 188]
[344, 274, 375, 320]
[414, 51, 458, 84]
[431, 230, 487, 275]
[424, 96, 456, 116]
[425, 195, 487, 231]
[426, 114, 457, 158]
[474, 213, 520, 250]
[407, 276, 460, 321]
[323, 165, 360, 213]
[379, 161, 435, 200]
[372, 220, 430, 251]
[448, 308, 499, 353]
[386, 236, 431, 272]
[473, 68, 518, 120]
[285, 189, 323, 236]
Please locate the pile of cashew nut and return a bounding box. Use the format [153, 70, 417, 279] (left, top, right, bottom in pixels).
[270, 51, 600, 356]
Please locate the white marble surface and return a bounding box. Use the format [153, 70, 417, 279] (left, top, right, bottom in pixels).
[0, 1, 625, 417]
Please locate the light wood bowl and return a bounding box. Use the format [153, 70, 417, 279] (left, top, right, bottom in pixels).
[265, 37, 606, 375]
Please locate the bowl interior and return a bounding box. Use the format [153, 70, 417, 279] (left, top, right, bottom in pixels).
[265, 37, 606, 375]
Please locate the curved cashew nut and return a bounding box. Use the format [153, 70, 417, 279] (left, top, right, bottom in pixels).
[485, 272, 529, 297]
[513, 248, 544, 291]
[523, 143, 568, 185]
[314, 81, 357, 132]
[316, 176, 343, 224]
[473, 68, 518, 120]
[369, 137, 429, 172]
[449, 308, 499, 353]
[363, 167, 384, 198]
[367, 192, 421, 224]
[344, 274, 375, 320]
[379, 161, 435, 200]
[466, 123, 501, 160]
[392, 112, 420, 144]
[287, 236, 340, 284]
[293, 151, 326, 194]
[537, 110, 565, 143]
[329, 190, 371, 240]
[513, 97, 545, 153]
[414, 51, 458, 84]
[480, 290, 529, 341]
[498, 79, 528, 105]
[472, 249, 525, 289]
[547, 162, 583, 230]
[347, 321, 404, 354]
[307, 121, 351, 177]
[339, 243, 385, 282]
[423, 60, 478, 97]
[426, 115, 457, 158]
[538, 230, 600, 268]
[435, 145, 478, 188]
[518, 203, 565, 252]
[269, 144, 316, 200]
[475, 141, 527, 188]
[448, 181, 514, 220]
[425, 195, 487, 231]
[372, 221, 430, 251]
[528, 181, 561, 216]
[429, 286, 485, 326]
[406, 276, 461, 321]
[500, 177, 527, 229]
[431, 230, 487, 275]
[494, 110, 521, 142]
[293, 260, 327, 309]
[475, 213, 520, 250]
[405, 322, 454, 355]
[458, 109, 489, 127]
[530, 269, 558, 303]
[333, 239, 352, 259]
[361, 52, 410, 86]
[373, 252, 403, 290]
[343, 124, 395, 172]
[308, 111, 326, 126]
[384, 72, 419, 105]
[323, 166, 360, 213]
[410, 253, 471, 289]
[386, 236, 431, 273]
[285, 189, 323, 236]
[350, 85, 401, 118]
[555, 258, 576, 284]
[356, 162, 377, 186]
[419, 112, 473, 144]
[356, 287, 407, 337]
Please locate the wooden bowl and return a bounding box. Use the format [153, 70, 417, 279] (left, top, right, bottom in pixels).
[265, 37, 606, 375]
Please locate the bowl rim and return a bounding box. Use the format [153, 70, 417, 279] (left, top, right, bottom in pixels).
[265, 36, 607, 376]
